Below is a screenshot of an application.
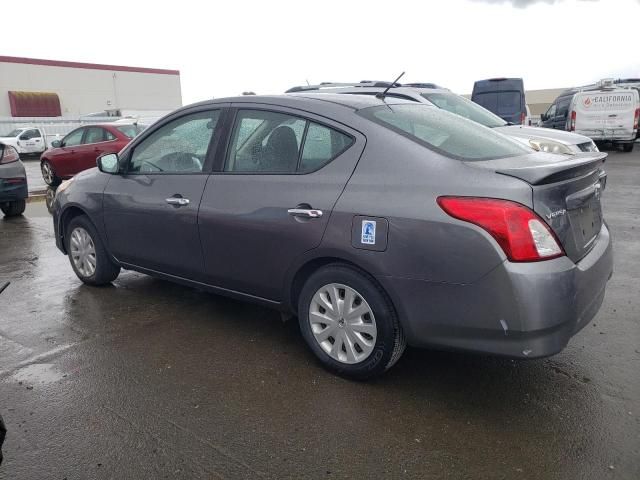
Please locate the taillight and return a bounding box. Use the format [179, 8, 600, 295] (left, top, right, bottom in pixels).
[520, 112, 526, 125]
[437, 197, 564, 262]
[0, 146, 20, 165]
[634, 108, 639, 130]
[569, 111, 576, 131]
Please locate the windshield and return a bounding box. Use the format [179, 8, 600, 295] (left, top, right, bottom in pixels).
[421, 92, 507, 128]
[116, 124, 145, 139]
[473, 91, 522, 117]
[359, 104, 528, 161]
[6, 129, 24, 137]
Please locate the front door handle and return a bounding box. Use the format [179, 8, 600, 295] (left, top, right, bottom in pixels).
[166, 197, 190, 206]
[288, 208, 323, 218]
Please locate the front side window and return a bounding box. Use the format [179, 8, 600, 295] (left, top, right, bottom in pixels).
[129, 110, 220, 174]
[546, 104, 557, 118]
[225, 110, 353, 173]
[360, 104, 528, 161]
[421, 93, 507, 128]
[23, 129, 41, 139]
[63, 129, 84, 147]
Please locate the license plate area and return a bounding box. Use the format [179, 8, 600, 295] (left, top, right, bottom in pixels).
[569, 200, 602, 249]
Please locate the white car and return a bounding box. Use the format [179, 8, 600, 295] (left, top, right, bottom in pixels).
[287, 83, 598, 155]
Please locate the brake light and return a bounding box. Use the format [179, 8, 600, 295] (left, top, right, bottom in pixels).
[437, 197, 564, 262]
[0, 146, 20, 165]
[569, 111, 576, 131]
[634, 108, 639, 130]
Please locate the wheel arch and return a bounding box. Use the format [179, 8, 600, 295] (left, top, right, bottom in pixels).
[58, 205, 93, 254]
[286, 255, 397, 318]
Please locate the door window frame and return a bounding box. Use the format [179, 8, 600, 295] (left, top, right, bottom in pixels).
[216, 105, 355, 176]
[119, 105, 229, 175]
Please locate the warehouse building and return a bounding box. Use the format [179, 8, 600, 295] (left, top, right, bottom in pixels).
[0, 55, 182, 118]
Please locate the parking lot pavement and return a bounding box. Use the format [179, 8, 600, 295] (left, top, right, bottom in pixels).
[20, 157, 47, 193]
[1, 152, 639, 480]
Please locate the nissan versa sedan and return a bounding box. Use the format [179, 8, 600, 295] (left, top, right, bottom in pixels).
[51, 94, 613, 379]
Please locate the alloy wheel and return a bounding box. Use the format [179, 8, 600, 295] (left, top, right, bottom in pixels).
[308, 283, 377, 364]
[41, 162, 53, 184]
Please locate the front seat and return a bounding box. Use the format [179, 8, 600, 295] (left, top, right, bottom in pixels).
[263, 126, 299, 172]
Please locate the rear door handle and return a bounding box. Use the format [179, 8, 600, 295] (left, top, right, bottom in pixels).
[288, 208, 323, 218]
[166, 197, 190, 206]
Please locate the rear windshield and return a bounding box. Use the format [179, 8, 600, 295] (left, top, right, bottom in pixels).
[421, 92, 507, 128]
[116, 124, 145, 139]
[359, 104, 528, 161]
[473, 91, 522, 117]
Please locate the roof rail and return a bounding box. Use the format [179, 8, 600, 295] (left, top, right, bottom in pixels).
[285, 81, 400, 93]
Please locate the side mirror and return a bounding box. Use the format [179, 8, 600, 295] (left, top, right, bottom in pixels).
[97, 153, 120, 174]
[51, 140, 62, 148]
[540, 113, 547, 122]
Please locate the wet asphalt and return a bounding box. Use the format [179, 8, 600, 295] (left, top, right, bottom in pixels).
[0, 151, 639, 480]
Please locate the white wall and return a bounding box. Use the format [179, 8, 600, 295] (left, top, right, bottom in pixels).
[0, 61, 182, 117]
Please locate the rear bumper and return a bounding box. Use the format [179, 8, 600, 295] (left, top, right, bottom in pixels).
[377, 224, 613, 359]
[0, 182, 28, 202]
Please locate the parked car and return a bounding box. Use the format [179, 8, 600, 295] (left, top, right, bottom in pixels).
[471, 78, 527, 125]
[40, 123, 144, 186]
[0, 143, 28, 217]
[52, 94, 613, 379]
[288, 82, 598, 154]
[540, 82, 639, 152]
[0, 126, 53, 155]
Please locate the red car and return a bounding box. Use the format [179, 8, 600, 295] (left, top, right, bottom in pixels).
[40, 123, 143, 186]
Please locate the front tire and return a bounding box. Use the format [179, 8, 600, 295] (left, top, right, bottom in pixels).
[298, 264, 406, 380]
[66, 215, 120, 285]
[1, 200, 26, 217]
[41, 160, 61, 186]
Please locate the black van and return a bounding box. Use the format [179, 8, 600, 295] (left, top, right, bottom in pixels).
[471, 78, 527, 125]
[539, 89, 576, 130]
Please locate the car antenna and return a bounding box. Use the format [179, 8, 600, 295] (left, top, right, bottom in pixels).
[376, 72, 405, 99]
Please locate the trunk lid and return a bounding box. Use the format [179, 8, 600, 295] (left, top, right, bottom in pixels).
[468, 152, 607, 262]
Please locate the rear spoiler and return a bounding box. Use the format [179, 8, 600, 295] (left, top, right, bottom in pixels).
[489, 152, 607, 185]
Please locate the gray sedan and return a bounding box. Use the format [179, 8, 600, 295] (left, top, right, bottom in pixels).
[51, 94, 613, 379]
[0, 143, 27, 217]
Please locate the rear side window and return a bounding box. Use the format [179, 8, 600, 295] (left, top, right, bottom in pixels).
[225, 110, 354, 173]
[360, 104, 528, 161]
[84, 127, 108, 144]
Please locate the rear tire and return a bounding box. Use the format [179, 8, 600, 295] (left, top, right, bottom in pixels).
[41, 160, 61, 186]
[298, 264, 406, 380]
[1, 200, 26, 217]
[66, 215, 120, 285]
[622, 142, 634, 153]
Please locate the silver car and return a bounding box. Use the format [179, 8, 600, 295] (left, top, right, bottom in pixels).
[52, 94, 613, 379]
[287, 83, 599, 154]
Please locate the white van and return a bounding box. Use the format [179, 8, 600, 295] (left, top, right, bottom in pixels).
[542, 82, 639, 152]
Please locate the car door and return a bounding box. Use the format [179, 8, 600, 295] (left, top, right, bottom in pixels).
[78, 127, 111, 172]
[102, 107, 224, 280]
[198, 105, 365, 301]
[53, 128, 85, 177]
[554, 97, 571, 130]
[19, 129, 44, 153]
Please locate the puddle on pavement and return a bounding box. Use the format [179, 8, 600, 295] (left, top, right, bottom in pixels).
[10, 363, 65, 385]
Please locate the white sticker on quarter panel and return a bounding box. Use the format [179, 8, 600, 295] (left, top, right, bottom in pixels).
[361, 220, 376, 245]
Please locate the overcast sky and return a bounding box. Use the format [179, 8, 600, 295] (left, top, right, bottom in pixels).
[4, 0, 639, 104]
